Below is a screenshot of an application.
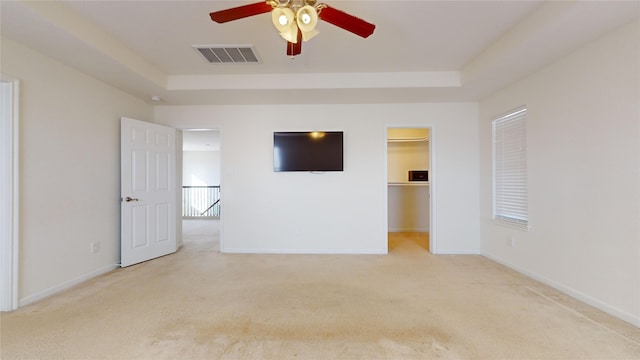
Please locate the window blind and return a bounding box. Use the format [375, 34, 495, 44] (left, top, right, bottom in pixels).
[493, 106, 528, 230]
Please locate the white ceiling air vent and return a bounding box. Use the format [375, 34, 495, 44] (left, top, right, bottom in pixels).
[195, 46, 259, 64]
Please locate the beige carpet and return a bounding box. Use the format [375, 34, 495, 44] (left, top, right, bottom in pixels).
[1, 220, 639, 359]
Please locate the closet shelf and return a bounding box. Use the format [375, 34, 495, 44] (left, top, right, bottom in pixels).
[387, 136, 429, 143]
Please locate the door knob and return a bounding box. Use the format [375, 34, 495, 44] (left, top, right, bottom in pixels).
[124, 196, 139, 202]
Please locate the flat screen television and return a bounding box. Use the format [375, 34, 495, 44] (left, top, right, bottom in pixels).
[273, 131, 343, 172]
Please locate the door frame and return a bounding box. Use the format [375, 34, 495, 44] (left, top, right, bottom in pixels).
[384, 125, 435, 253]
[1, 76, 20, 311]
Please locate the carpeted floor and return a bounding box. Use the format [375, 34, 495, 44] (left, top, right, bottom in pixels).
[1, 219, 639, 359]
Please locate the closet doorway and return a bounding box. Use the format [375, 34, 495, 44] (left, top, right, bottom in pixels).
[387, 127, 431, 253]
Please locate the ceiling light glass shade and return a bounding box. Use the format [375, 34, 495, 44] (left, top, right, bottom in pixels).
[296, 5, 318, 41]
[272, 7, 295, 33]
[279, 22, 299, 43]
[296, 6, 318, 31]
[300, 27, 318, 42]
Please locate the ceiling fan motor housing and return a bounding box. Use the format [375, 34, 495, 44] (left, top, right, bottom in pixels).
[272, 0, 318, 10]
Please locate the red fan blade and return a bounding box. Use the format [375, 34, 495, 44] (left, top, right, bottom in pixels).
[286, 29, 303, 57]
[318, 5, 375, 38]
[210, 2, 272, 23]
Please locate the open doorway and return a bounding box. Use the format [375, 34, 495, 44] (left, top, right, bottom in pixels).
[181, 130, 221, 252]
[387, 127, 432, 253]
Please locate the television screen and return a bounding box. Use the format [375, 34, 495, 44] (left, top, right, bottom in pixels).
[274, 131, 343, 172]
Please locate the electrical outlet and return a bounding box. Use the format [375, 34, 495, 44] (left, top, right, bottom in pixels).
[90, 242, 100, 254]
[509, 237, 515, 247]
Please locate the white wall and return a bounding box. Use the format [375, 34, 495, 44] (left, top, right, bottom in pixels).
[1, 37, 153, 304]
[387, 185, 430, 232]
[479, 20, 640, 326]
[183, 151, 220, 186]
[155, 103, 480, 254]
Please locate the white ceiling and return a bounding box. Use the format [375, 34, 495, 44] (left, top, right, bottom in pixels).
[1, 0, 638, 106]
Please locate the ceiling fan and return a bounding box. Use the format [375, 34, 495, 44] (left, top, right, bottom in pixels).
[209, 0, 375, 57]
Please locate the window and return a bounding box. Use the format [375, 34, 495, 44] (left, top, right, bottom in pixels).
[493, 106, 529, 230]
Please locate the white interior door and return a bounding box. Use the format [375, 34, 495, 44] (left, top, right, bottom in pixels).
[121, 117, 177, 267]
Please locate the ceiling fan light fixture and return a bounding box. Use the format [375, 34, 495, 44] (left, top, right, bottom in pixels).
[272, 7, 295, 32]
[279, 23, 299, 43]
[300, 28, 318, 42]
[296, 5, 318, 41]
[210, 0, 375, 57]
[297, 5, 317, 27]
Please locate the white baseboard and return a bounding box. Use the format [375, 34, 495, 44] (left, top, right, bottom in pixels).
[434, 249, 481, 255]
[482, 252, 640, 328]
[221, 247, 478, 255]
[19, 263, 118, 307]
[221, 247, 387, 255]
